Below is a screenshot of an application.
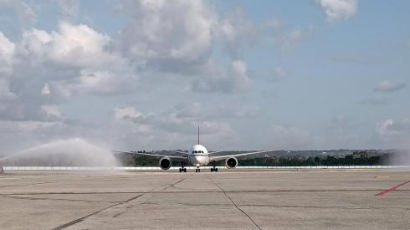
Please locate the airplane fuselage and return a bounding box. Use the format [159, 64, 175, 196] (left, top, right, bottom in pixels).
[188, 144, 210, 166]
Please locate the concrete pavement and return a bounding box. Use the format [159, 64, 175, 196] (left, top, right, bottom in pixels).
[0, 169, 409, 230]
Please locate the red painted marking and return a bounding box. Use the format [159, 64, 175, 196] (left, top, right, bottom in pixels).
[376, 181, 410, 196]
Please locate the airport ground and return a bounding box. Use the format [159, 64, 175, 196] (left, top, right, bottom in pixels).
[0, 168, 409, 230]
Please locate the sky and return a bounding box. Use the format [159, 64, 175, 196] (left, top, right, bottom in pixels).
[0, 0, 409, 153]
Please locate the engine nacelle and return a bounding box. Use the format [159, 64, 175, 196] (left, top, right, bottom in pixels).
[225, 157, 238, 169]
[159, 157, 172, 170]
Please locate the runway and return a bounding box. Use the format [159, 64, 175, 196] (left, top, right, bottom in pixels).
[0, 169, 409, 230]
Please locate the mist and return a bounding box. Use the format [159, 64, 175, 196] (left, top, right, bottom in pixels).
[389, 150, 410, 166]
[0, 138, 119, 166]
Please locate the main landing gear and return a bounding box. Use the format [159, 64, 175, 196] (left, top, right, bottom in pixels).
[179, 162, 187, 172]
[210, 161, 218, 172]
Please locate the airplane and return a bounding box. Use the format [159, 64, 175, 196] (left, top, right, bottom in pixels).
[118, 127, 271, 172]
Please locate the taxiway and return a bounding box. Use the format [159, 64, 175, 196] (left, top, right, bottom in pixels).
[0, 169, 409, 230]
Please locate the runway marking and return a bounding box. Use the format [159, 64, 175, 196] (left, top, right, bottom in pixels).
[50, 176, 189, 230]
[50, 193, 145, 230]
[376, 181, 410, 197]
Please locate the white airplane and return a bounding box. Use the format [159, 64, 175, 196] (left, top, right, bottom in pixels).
[119, 127, 271, 172]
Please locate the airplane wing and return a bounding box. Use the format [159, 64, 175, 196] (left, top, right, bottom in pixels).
[209, 150, 271, 162]
[207, 150, 226, 155]
[113, 150, 188, 161]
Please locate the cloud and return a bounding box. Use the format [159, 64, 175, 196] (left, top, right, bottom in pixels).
[231, 60, 250, 91]
[117, 0, 215, 72]
[115, 0, 260, 94]
[41, 105, 62, 119]
[0, 78, 15, 100]
[58, 69, 137, 96]
[264, 19, 314, 50]
[20, 22, 114, 68]
[374, 81, 406, 92]
[269, 124, 315, 149]
[41, 83, 51, 95]
[0, 20, 138, 130]
[58, 0, 79, 20]
[15, 21, 136, 95]
[218, 6, 258, 57]
[314, 0, 358, 21]
[0, 1, 350, 152]
[377, 118, 410, 148]
[0, 32, 15, 76]
[279, 27, 314, 49]
[114, 107, 142, 120]
[0, 0, 36, 27]
[112, 103, 235, 149]
[191, 60, 250, 93]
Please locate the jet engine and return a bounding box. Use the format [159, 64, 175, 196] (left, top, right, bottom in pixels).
[225, 157, 238, 169]
[159, 157, 172, 170]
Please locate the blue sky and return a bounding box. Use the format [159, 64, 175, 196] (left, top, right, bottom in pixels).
[0, 0, 409, 152]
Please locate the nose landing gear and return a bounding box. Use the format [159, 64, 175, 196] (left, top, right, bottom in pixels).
[195, 164, 200, 172]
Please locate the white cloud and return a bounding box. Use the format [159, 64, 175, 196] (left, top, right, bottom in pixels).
[314, 0, 358, 21]
[112, 103, 235, 149]
[191, 60, 250, 93]
[58, 69, 137, 95]
[0, 0, 36, 27]
[218, 7, 257, 57]
[231, 60, 250, 91]
[377, 118, 410, 148]
[374, 81, 406, 92]
[114, 107, 142, 120]
[0, 21, 138, 131]
[20, 22, 114, 68]
[0, 32, 15, 75]
[118, 0, 215, 71]
[12, 21, 137, 97]
[115, 0, 258, 94]
[41, 83, 51, 95]
[41, 105, 62, 118]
